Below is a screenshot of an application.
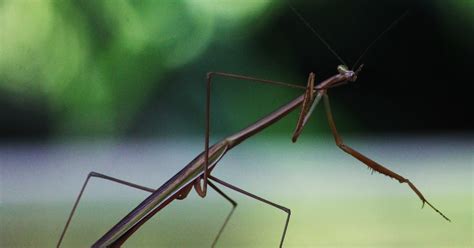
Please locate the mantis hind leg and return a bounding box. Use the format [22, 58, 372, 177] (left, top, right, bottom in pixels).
[208, 175, 291, 248]
[207, 180, 238, 248]
[190, 177, 238, 247]
[57, 172, 155, 248]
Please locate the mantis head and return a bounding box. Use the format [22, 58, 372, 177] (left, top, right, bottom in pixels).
[337, 64, 364, 83]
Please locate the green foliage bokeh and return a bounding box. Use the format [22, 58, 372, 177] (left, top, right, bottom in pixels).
[0, 0, 273, 136]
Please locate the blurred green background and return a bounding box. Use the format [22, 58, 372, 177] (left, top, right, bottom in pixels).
[1, 0, 472, 247]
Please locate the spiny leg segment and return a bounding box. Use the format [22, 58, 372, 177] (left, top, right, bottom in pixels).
[322, 93, 450, 221]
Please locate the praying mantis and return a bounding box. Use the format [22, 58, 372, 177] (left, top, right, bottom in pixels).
[57, 4, 450, 248]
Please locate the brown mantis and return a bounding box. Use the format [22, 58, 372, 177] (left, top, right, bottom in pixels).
[57, 4, 450, 248]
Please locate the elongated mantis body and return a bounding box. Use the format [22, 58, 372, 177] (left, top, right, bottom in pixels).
[57, 5, 450, 248]
[57, 69, 449, 248]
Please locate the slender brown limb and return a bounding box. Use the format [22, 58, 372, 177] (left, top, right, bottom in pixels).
[57, 172, 155, 248]
[202, 72, 306, 197]
[208, 180, 238, 248]
[207, 72, 306, 90]
[322, 93, 450, 222]
[209, 175, 291, 248]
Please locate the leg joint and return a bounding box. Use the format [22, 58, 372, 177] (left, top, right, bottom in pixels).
[88, 171, 101, 178]
[335, 140, 346, 150]
[207, 71, 215, 79]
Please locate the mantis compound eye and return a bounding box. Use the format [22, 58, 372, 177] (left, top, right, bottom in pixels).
[292, 72, 316, 142]
[337, 65, 349, 74]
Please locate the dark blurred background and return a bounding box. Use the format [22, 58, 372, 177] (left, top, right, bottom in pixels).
[1, 0, 472, 142]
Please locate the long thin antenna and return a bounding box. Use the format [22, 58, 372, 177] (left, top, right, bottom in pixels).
[352, 10, 410, 70]
[288, 2, 348, 66]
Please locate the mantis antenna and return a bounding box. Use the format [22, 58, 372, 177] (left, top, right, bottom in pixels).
[288, 2, 348, 66]
[352, 10, 410, 70]
[288, 1, 410, 70]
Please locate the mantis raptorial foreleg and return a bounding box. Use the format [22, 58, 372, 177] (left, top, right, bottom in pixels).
[208, 175, 291, 248]
[322, 93, 451, 222]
